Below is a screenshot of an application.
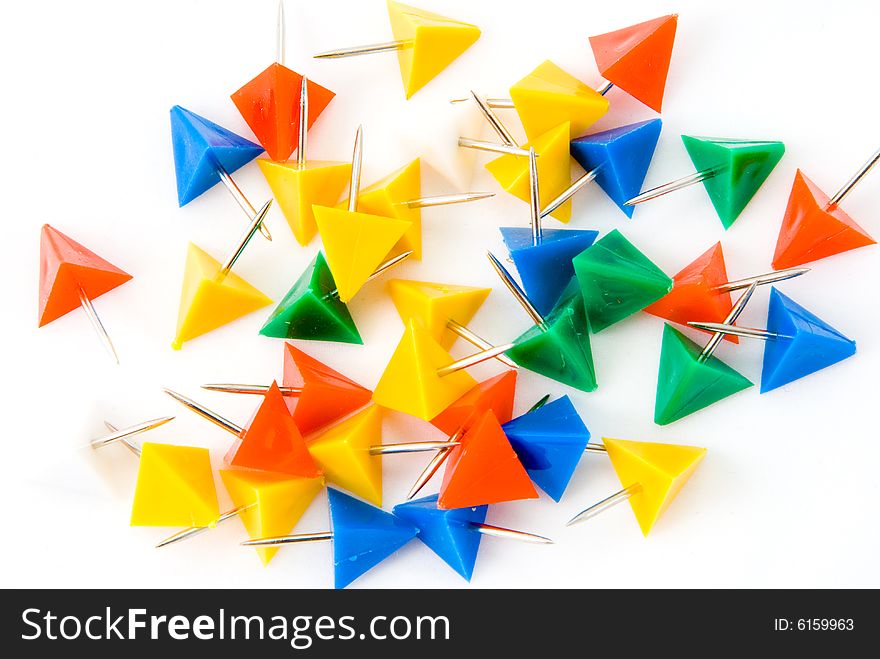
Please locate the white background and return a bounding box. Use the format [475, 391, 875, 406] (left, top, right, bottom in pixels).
[2, 0, 879, 589]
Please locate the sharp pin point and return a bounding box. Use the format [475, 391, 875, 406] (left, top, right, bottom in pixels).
[90, 416, 174, 450]
[162, 388, 243, 435]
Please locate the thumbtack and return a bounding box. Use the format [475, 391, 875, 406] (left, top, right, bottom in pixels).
[394, 494, 552, 581]
[258, 75, 351, 246]
[39, 225, 133, 364]
[170, 106, 273, 240]
[653, 284, 757, 426]
[566, 437, 707, 536]
[499, 151, 600, 315]
[624, 135, 785, 229]
[772, 148, 880, 269]
[688, 287, 856, 393]
[387, 278, 515, 367]
[172, 201, 274, 349]
[406, 372, 519, 500]
[645, 241, 809, 338]
[260, 248, 412, 345]
[313, 2, 480, 99]
[96, 422, 220, 530]
[233, 1, 336, 164]
[242, 488, 418, 588]
[487, 252, 597, 392]
[311, 126, 413, 303]
[165, 385, 451, 507]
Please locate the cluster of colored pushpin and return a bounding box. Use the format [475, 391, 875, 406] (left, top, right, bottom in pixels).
[42, 2, 879, 588]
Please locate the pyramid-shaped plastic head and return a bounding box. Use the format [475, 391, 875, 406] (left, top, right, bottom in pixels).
[258, 159, 351, 246]
[486, 122, 574, 222]
[307, 405, 384, 507]
[604, 437, 706, 536]
[373, 320, 477, 420]
[231, 63, 336, 162]
[570, 119, 663, 218]
[509, 60, 609, 141]
[313, 205, 411, 302]
[502, 395, 591, 502]
[431, 371, 517, 436]
[387, 0, 481, 98]
[500, 227, 598, 316]
[644, 242, 736, 343]
[654, 324, 753, 425]
[387, 278, 491, 349]
[38, 225, 133, 327]
[260, 252, 362, 344]
[507, 282, 597, 392]
[589, 15, 677, 112]
[357, 159, 423, 259]
[393, 494, 487, 581]
[169, 105, 264, 206]
[573, 229, 672, 332]
[282, 343, 373, 435]
[681, 135, 785, 229]
[439, 410, 538, 510]
[761, 288, 856, 393]
[225, 382, 321, 478]
[130, 443, 219, 527]
[328, 488, 417, 588]
[220, 470, 324, 565]
[172, 243, 272, 349]
[772, 170, 876, 269]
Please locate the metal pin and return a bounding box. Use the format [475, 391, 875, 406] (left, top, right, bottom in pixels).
[348, 125, 363, 212]
[102, 421, 142, 457]
[528, 147, 542, 245]
[314, 41, 411, 59]
[297, 74, 308, 168]
[713, 267, 810, 293]
[471, 91, 516, 147]
[216, 162, 273, 240]
[217, 200, 273, 280]
[686, 322, 779, 340]
[447, 319, 517, 368]
[402, 192, 495, 209]
[596, 80, 614, 96]
[541, 167, 600, 219]
[828, 147, 880, 208]
[156, 504, 254, 549]
[369, 441, 459, 456]
[698, 282, 757, 363]
[449, 97, 515, 109]
[471, 523, 553, 544]
[584, 443, 607, 454]
[566, 483, 642, 527]
[77, 286, 119, 364]
[436, 343, 516, 378]
[405, 425, 466, 500]
[624, 167, 722, 207]
[458, 138, 532, 157]
[90, 417, 174, 450]
[325, 250, 413, 299]
[486, 251, 545, 326]
[201, 384, 303, 396]
[276, 0, 285, 65]
[242, 532, 334, 546]
[162, 388, 243, 436]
